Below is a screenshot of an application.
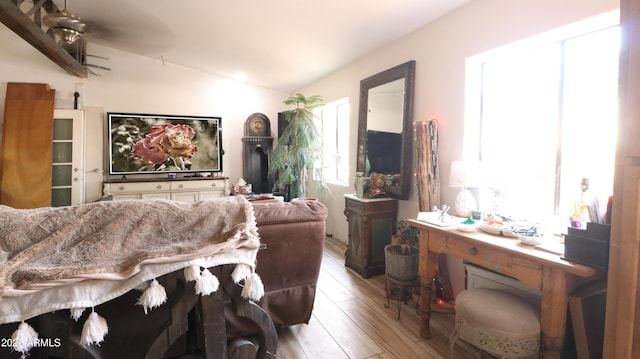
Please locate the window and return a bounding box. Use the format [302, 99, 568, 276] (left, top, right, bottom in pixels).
[468, 15, 619, 224]
[316, 98, 350, 185]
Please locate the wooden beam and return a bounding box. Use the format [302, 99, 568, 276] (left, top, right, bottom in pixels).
[0, 0, 88, 77]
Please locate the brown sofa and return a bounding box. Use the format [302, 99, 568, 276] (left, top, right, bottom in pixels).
[226, 198, 328, 337]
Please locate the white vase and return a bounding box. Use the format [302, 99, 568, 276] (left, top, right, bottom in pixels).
[454, 188, 477, 218]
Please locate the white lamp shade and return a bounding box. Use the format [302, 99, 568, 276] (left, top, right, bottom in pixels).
[449, 161, 483, 188]
[449, 160, 482, 217]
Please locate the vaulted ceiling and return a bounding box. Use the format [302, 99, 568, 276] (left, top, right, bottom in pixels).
[1, 0, 471, 92]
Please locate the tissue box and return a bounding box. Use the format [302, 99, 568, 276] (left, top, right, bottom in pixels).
[232, 184, 252, 194]
[563, 223, 611, 270]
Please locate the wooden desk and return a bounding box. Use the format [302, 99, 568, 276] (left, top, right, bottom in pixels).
[406, 219, 602, 359]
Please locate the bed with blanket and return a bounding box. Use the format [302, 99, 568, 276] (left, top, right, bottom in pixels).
[0, 197, 276, 359]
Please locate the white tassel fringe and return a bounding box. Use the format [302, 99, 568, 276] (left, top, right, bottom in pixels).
[231, 263, 252, 284]
[184, 265, 201, 282]
[195, 268, 219, 296]
[136, 279, 167, 314]
[11, 321, 39, 355]
[80, 311, 108, 347]
[241, 272, 264, 301]
[70, 307, 86, 321]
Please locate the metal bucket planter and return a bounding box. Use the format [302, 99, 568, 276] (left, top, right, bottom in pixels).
[384, 244, 419, 281]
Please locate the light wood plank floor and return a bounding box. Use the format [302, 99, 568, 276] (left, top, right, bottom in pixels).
[275, 236, 484, 359]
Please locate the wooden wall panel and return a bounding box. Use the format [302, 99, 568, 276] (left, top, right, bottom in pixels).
[620, 0, 640, 158]
[604, 0, 640, 357]
[0, 82, 55, 208]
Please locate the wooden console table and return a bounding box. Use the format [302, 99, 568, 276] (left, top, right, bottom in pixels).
[406, 219, 603, 359]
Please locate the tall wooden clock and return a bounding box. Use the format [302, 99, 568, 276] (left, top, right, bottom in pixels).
[242, 113, 273, 194]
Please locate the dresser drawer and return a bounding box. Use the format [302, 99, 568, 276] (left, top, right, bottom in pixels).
[428, 231, 542, 290]
[170, 180, 225, 192]
[110, 181, 171, 193]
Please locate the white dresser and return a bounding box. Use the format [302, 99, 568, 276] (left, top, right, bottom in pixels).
[103, 178, 229, 202]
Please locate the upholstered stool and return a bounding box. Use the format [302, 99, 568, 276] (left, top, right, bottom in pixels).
[450, 288, 540, 359]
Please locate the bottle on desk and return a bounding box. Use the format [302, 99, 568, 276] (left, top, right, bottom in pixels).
[570, 178, 591, 229]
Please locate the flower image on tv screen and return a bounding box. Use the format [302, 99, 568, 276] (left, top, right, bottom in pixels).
[107, 113, 222, 175]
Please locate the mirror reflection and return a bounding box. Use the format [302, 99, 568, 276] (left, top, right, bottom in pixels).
[366, 78, 404, 178]
[356, 61, 415, 200]
[367, 79, 404, 133]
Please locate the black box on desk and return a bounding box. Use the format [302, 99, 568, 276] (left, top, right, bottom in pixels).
[563, 223, 611, 271]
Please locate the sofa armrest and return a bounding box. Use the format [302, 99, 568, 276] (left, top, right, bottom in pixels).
[251, 200, 328, 327]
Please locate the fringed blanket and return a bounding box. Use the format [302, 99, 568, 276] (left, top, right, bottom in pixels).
[0, 197, 262, 327]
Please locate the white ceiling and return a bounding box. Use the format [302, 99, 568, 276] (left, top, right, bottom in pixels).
[51, 0, 471, 92]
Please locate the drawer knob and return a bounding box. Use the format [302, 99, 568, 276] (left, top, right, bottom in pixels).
[469, 246, 478, 256]
[178, 184, 184, 189]
[119, 186, 125, 191]
[211, 183, 217, 187]
[156, 185, 162, 189]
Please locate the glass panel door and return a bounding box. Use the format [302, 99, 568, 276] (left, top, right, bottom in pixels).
[52, 109, 85, 206]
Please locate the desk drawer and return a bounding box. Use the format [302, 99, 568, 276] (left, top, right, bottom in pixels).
[429, 231, 542, 290]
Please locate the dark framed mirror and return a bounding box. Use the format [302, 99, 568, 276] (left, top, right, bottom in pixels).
[356, 60, 415, 200]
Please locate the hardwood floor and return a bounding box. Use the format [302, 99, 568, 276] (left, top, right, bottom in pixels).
[274, 236, 484, 359]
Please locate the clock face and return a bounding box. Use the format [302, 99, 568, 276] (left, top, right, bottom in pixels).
[370, 173, 386, 188]
[246, 114, 270, 136]
[250, 117, 265, 132]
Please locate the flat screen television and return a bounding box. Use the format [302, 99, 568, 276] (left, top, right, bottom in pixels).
[107, 112, 222, 177]
[366, 130, 402, 175]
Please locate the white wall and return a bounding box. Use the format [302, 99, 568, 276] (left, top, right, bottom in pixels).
[298, 0, 618, 295]
[0, 29, 288, 202]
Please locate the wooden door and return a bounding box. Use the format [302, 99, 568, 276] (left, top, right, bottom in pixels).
[0, 82, 55, 208]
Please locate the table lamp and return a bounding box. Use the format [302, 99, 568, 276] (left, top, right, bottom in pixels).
[449, 161, 481, 218]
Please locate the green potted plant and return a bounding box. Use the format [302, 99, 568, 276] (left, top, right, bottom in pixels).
[385, 220, 419, 281]
[270, 93, 330, 199]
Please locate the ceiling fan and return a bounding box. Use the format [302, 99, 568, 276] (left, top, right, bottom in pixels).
[42, 0, 109, 75]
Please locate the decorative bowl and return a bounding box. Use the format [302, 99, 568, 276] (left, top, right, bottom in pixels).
[456, 223, 478, 232]
[519, 235, 543, 246]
